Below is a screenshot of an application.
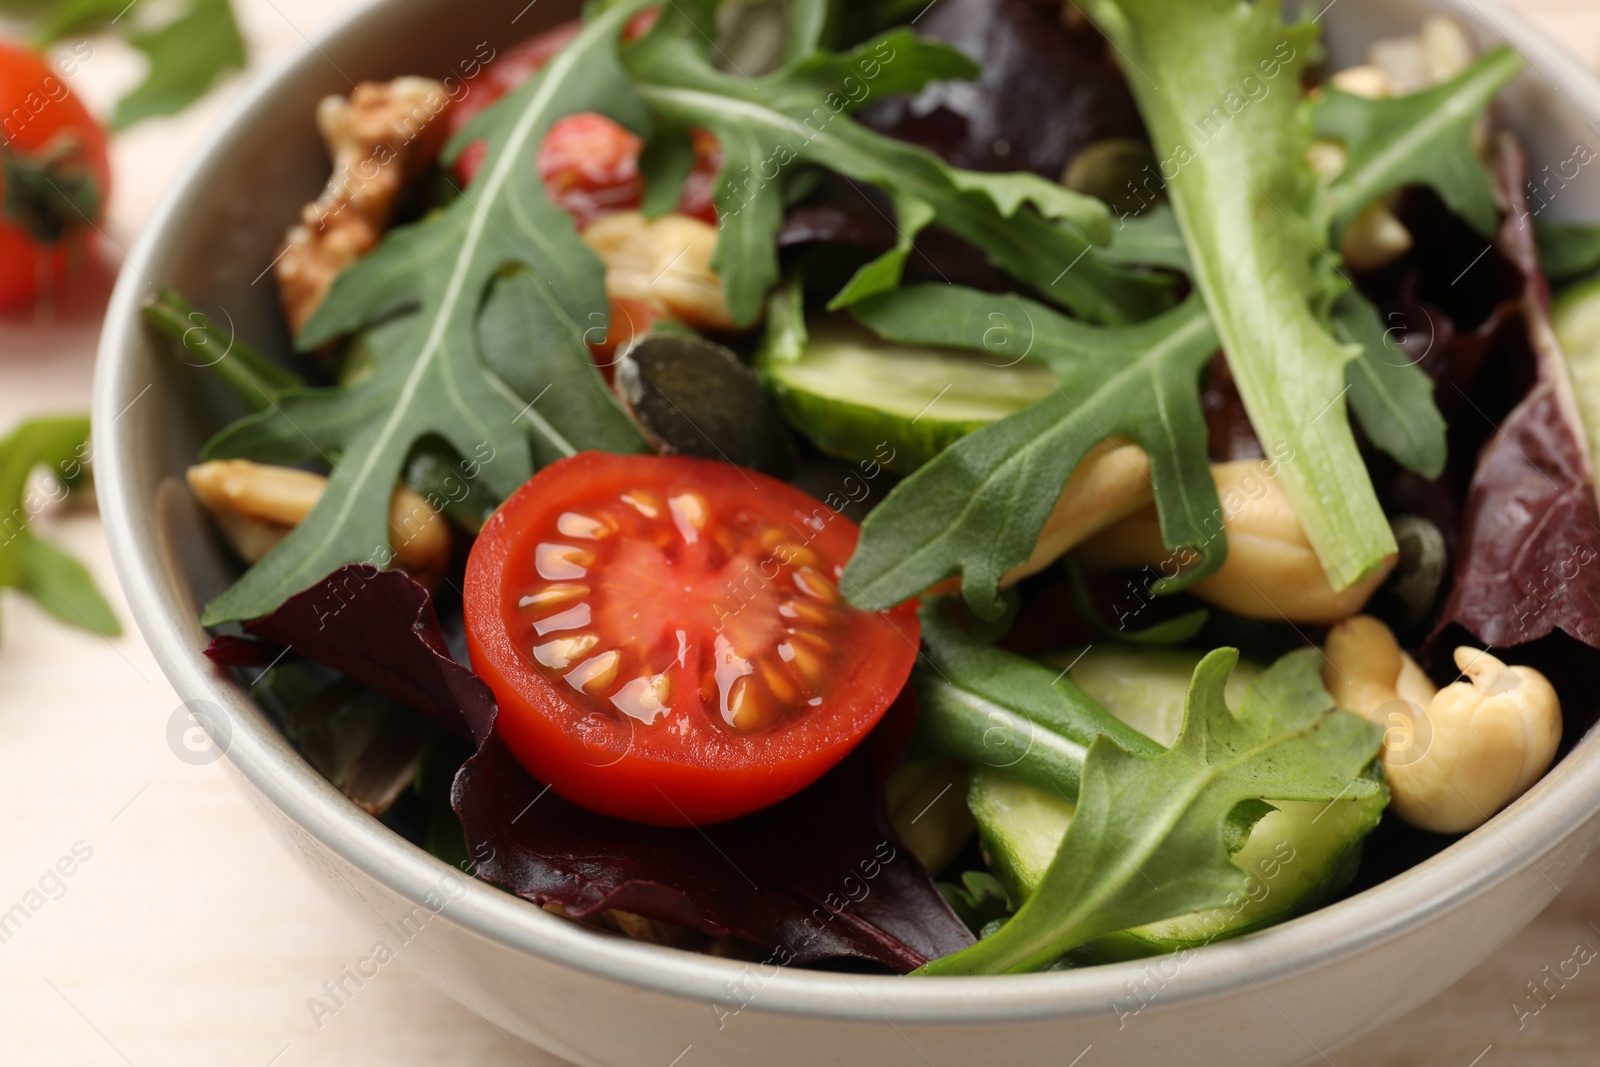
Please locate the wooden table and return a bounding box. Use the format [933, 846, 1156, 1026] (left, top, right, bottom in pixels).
[0, 2, 1595, 1064]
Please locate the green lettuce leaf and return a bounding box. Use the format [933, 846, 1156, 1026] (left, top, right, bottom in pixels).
[918, 646, 1383, 974]
[1081, 0, 1398, 590]
[842, 285, 1222, 618]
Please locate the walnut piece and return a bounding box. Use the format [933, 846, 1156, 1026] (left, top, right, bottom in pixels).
[275, 77, 456, 335]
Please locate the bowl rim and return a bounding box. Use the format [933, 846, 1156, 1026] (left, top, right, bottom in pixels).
[93, 0, 1600, 1027]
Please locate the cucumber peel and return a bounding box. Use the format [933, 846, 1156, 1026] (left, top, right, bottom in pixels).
[1554, 274, 1600, 478]
[758, 313, 1057, 475]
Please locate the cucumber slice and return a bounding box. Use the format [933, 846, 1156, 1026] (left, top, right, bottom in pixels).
[1046, 644, 1262, 747]
[757, 313, 1057, 475]
[1553, 274, 1600, 477]
[968, 645, 1385, 963]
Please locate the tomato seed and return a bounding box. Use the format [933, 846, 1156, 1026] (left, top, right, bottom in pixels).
[533, 633, 599, 669]
[567, 650, 622, 694]
[518, 583, 590, 612]
[536, 543, 594, 580]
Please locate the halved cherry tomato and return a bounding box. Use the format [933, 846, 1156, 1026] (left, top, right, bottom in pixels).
[464, 453, 921, 825]
[536, 113, 645, 230]
[0, 40, 109, 312]
[448, 15, 721, 226]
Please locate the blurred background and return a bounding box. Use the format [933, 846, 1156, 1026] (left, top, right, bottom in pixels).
[0, 1, 1596, 1064]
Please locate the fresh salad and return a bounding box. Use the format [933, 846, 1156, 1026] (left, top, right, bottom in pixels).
[145, 0, 1600, 977]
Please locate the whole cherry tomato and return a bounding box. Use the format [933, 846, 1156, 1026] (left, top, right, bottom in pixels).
[0, 39, 109, 312]
[448, 15, 721, 227]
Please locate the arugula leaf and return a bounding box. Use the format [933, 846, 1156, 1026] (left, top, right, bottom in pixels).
[1104, 202, 1191, 273]
[939, 870, 1012, 932]
[637, 121, 699, 219]
[1079, 0, 1400, 592]
[842, 12, 1509, 604]
[625, 9, 1169, 326]
[475, 268, 647, 462]
[1065, 559, 1209, 646]
[1331, 292, 1447, 479]
[0, 417, 119, 639]
[21, 0, 247, 129]
[198, 1, 654, 624]
[113, 0, 246, 130]
[1106, 227, 1448, 489]
[142, 289, 303, 414]
[912, 599, 1163, 802]
[143, 290, 516, 533]
[1314, 47, 1524, 241]
[842, 285, 1222, 618]
[1307, 52, 1520, 480]
[917, 647, 1383, 974]
[784, 0, 833, 62]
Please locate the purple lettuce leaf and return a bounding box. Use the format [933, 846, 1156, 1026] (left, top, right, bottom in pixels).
[1433, 134, 1600, 649]
[206, 564, 488, 737]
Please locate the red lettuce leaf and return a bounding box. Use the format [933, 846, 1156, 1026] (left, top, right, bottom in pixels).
[206, 567, 973, 971]
[858, 0, 1145, 180]
[1202, 354, 1266, 462]
[453, 697, 974, 971]
[777, 175, 1013, 293]
[1433, 135, 1600, 650]
[205, 564, 487, 737]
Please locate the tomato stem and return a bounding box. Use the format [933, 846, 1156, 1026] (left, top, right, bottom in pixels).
[1, 132, 101, 245]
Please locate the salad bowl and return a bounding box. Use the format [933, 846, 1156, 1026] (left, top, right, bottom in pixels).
[92, 0, 1600, 1064]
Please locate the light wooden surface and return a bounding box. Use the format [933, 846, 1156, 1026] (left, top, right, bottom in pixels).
[0, 2, 1596, 1064]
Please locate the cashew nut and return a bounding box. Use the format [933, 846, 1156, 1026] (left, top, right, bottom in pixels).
[1323, 615, 1562, 834]
[1369, 15, 1477, 94]
[1330, 64, 1396, 99]
[1003, 440, 1153, 586]
[582, 211, 737, 331]
[1072, 459, 1396, 623]
[1317, 63, 1414, 272]
[1341, 197, 1415, 272]
[1304, 141, 1350, 184]
[187, 460, 450, 586]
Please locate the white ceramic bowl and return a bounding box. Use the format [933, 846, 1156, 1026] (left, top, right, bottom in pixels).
[92, 2, 1600, 1064]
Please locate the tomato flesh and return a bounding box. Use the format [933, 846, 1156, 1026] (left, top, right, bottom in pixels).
[465, 453, 920, 825]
